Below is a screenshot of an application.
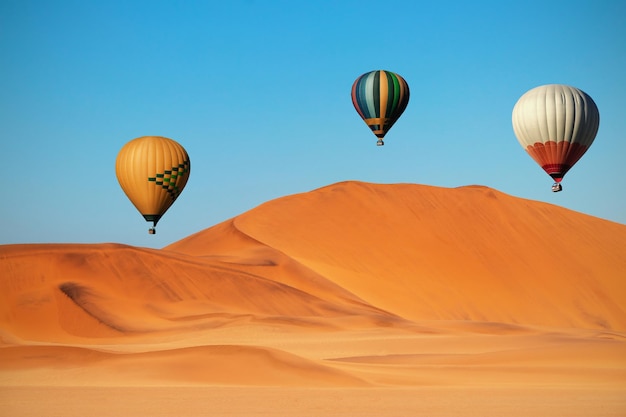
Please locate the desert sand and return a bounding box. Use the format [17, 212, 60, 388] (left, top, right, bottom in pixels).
[1, 181, 625, 416]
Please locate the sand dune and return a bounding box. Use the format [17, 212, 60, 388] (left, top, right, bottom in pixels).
[0, 242, 401, 343]
[1, 181, 625, 416]
[0, 344, 366, 387]
[169, 181, 626, 330]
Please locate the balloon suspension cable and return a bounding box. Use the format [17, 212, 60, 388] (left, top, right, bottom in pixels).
[148, 220, 157, 234]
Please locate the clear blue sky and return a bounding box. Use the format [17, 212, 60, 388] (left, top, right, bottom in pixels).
[1, 0, 625, 248]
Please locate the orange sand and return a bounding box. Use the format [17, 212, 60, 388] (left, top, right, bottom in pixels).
[1, 181, 625, 416]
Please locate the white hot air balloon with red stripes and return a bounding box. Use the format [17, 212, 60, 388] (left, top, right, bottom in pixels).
[512, 84, 599, 192]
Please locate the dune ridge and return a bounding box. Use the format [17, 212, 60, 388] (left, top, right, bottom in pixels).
[169, 181, 626, 330]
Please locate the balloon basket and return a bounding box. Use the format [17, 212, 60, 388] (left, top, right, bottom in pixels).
[376, 139, 384, 146]
[148, 227, 156, 234]
[551, 183, 563, 192]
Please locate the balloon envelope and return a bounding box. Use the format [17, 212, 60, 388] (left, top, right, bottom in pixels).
[351, 70, 410, 145]
[512, 84, 599, 183]
[116, 136, 190, 230]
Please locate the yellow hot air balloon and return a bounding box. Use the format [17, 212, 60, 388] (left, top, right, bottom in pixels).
[116, 136, 190, 234]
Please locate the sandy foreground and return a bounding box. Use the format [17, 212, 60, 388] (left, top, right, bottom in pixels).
[3, 386, 626, 417]
[1, 182, 625, 416]
[2, 322, 625, 416]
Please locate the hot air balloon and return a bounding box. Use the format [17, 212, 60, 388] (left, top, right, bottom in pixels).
[351, 70, 410, 146]
[116, 136, 190, 234]
[512, 84, 599, 192]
